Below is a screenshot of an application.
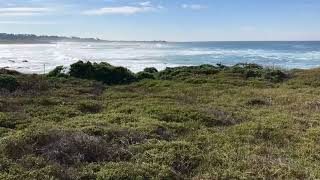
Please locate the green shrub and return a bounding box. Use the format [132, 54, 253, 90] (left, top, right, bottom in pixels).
[69, 61, 136, 85]
[263, 69, 288, 82]
[229, 63, 288, 82]
[143, 67, 158, 73]
[0, 68, 20, 75]
[104, 66, 136, 84]
[216, 63, 229, 70]
[47, 66, 68, 78]
[231, 63, 261, 72]
[136, 72, 155, 80]
[90, 62, 114, 82]
[158, 65, 220, 80]
[244, 69, 262, 79]
[69, 61, 94, 79]
[0, 75, 18, 91]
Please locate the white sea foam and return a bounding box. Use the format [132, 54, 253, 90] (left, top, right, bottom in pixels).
[0, 42, 320, 74]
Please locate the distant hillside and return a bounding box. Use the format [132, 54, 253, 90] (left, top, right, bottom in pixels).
[0, 33, 106, 44]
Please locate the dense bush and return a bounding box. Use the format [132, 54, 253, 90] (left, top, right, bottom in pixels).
[229, 63, 288, 82]
[136, 67, 158, 80]
[47, 66, 68, 78]
[104, 66, 136, 84]
[136, 72, 155, 80]
[143, 67, 158, 73]
[0, 68, 20, 75]
[216, 63, 229, 70]
[231, 63, 263, 78]
[0, 75, 18, 91]
[158, 65, 220, 80]
[51, 61, 288, 85]
[69, 61, 136, 85]
[69, 61, 94, 79]
[263, 69, 288, 82]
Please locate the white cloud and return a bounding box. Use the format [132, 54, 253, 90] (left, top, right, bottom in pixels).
[0, 20, 55, 24]
[0, 7, 53, 16]
[139, 1, 151, 7]
[83, 6, 156, 15]
[182, 4, 206, 10]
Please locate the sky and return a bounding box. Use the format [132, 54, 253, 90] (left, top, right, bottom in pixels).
[0, 0, 320, 41]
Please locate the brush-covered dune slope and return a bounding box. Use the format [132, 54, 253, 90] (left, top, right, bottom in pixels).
[1, 61, 320, 179]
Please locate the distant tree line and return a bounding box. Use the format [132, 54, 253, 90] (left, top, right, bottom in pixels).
[0, 33, 103, 43]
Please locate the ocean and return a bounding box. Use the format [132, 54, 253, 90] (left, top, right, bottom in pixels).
[0, 41, 320, 74]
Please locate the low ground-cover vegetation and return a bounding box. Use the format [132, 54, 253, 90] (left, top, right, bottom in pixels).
[0, 62, 320, 179]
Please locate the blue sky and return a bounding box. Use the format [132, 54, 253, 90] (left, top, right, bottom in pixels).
[0, 0, 319, 41]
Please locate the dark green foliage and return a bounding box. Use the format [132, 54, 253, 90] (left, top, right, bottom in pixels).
[143, 67, 158, 73]
[69, 61, 94, 79]
[231, 63, 263, 78]
[69, 61, 136, 85]
[216, 63, 229, 70]
[0, 75, 18, 91]
[90, 62, 113, 83]
[158, 64, 220, 80]
[58, 61, 288, 85]
[136, 67, 158, 80]
[0, 68, 21, 75]
[244, 69, 262, 78]
[47, 66, 68, 78]
[263, 69, 288, 82]
[136, 71, 155, 80]
[0, 117, 16, 129]
[104, 66, 136, 85]
[0, 33, 102, 43]
[228, 63, 288, 82]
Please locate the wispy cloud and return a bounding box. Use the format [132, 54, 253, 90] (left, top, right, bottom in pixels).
[0, 7, 53, 16]
[83, 6, 157, 15]
[139, 1, 151, 7]
[182, 4, 206, 10]
[0, 20, 56, 24]
[82, 0, 164, 15]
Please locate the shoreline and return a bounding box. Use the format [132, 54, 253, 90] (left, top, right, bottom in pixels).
[1, 41, 320, 75]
